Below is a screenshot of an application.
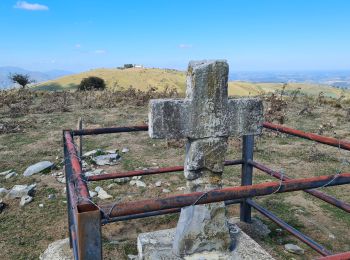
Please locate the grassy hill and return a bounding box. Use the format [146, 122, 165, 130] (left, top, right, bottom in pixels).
[35, 67, 350, 98]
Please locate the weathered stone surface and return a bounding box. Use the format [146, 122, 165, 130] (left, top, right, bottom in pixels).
[23, 161, 54, 176]
[0, 169, 13, 176]
[130, 180, 147, 188]
[7, 184, 36, 199]
[137, 220, 274, 260]
[173, 202, 231, 256]
[20, 195, 33, 207]
[40, 238, 73, 260]
[95, 187, 112, 200]
[284, 243, 304, 255]
[93, 153, 120, 166]
[114, 177, 131, 184]
[0, 188, 9, 198]
[5, 171, 17, 179]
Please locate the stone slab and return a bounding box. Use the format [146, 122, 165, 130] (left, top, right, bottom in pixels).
[137, 219, 274, 260]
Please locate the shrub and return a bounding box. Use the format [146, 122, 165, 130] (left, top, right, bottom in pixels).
[9, 73, 35, 89]
[78, 76, 106, 91]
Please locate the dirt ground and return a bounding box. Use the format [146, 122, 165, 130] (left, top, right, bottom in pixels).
[0, 90, 349, 260]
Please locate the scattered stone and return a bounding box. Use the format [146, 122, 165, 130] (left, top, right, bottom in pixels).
[122, 147, 129, 153]
[132, 176, 142, 180]
[251, 218, 271, 238]
[155, 181, 162, 187]
[284, 243, 305, 255]
[152, 162, 158, 166]
[329, 233, 335, 239]
[176, 186, 186, 191]
[0, 188, 9, 198]
[56, 177, 66, 184]
[40, 238, 73, 260]
[127, 255, 137, 260]
[23, 161, 54, 176]
[142, 168, 148, 171]
[83, 149, 102, 157]
[48, 194, 56, 200]
[114, 177, 130, 184]
[20, 195, 33, 207]
[95, 186, 102, 192]
[5, 171, 17, 179]
[39, 203, 44, 208]
[106, 149, 118, 154]
[162, 188, 170, 193]
[84, 169, 105, 177]
[93, 154, 120, 166]
[89, 191, 97, 198]
[96, 187, 112, 200]
[0, 169, 13, 176]
[7, 184, 36, 199]
[130, 180, 146, 187]
[107, 183, 115, 189]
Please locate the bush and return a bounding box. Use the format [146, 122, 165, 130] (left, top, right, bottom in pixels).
[9, 73, 35, 89]
[78, 76, 106, 91]
[124, 64, 134, 69]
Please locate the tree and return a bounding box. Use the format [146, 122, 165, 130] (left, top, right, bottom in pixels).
[9, 73, 35, 89]
[78, 76, 106, 91]
[124, 64, 134, 69]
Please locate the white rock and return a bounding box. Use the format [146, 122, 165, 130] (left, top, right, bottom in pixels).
[106, 149, 118, 154]
[136, 180, 146, 188]
[56, 177, 66, 184]
[0, 169, 13, 176]
[39, 203, 44, 208]
[155, 181, 162, 187]
[20, 195, 33, 207]
[89, 191, 97, 198]
[23, 161, 54, 177]
[97, 188, 112, 200]
[176, 186, 186, 191]
[130, 180, 137, 186]
[114, 177, 130, 184]
[162, 188, 171, 193]
[93, 154, 120, 166]
[83, 149, 102, 157]
[5, 172, 17, 179]
[48, 194, 56, 200]
[152, 162, 158, 166]
[40, 238, 73, 260]
[95, 186, 102, 192]
[107, 183, 115, 189]
[84, 169, 105, 177]
[284, 243, 304, 255]
[0, 188, 9, 198]
[122, 147, 129, 153]
[329, 233, 335, 239]
[7, 184, 36, 199]
[132, 176, 142, 180]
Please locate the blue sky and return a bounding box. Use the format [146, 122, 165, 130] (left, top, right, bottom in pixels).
[0, 0, 349, 72]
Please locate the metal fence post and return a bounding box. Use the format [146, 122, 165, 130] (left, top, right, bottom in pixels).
[240, 135, 254, 223]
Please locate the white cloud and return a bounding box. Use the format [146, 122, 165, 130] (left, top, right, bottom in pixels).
[14, 1, 49, 11]
[179, 44, 193, 49]
[94, 49, 106, 54]
[75, 44, 81, 49]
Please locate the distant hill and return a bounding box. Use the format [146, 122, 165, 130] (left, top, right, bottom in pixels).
[0, 66, 73, 89]
[35, 67, 350, 98]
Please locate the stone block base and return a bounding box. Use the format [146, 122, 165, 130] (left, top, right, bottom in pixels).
[137, 220, 274, 260]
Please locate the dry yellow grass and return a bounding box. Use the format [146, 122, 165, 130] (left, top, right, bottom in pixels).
[35, 67, 350, 99]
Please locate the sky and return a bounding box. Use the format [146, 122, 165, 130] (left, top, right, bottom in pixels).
[0, 0, 350, 72]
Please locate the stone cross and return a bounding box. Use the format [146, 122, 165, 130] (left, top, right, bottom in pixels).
[149, 60, 263, 256]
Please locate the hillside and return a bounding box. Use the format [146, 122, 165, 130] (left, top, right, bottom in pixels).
[35, 68, 350, 99]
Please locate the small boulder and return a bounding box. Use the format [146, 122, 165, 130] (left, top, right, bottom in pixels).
[284, 243, 304, 255]
[23, 161, 54, 177]
[162, 188, 171, 193]
[0, 169, 13, 176]
[96, 187, 112, 200]
[93, 154, 120, 166]
[20, 195, 33, 207]
[39, 203, 44, 208]
[132, 176, 142, 180]
[48, 194, 56, 200]
[0, 188, 9, 198]
[40, 238, 73, 260]
[122, 147, 129, 153]
[7, 184, 36, 199]
[89, 191, 97, 198]
[5, 171, 17, 179]
[114, 177, 130, 184]
[155, 181, 162, 187]
[83, 149, 102, 157]
[130, 180, 146, 188]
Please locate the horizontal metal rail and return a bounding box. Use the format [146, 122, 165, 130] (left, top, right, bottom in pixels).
[99, 172, 350, 218]
[101, 199, 243, 224]
[71, 125, 148, 136]
[263, 122, 350, 151]
[247, 199, 332, 256]
[317, 251, 350, 260]
[87, 159, 243, 181]
[249, 160, 350, 213]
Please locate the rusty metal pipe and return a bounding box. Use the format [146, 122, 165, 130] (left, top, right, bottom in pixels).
[263, 122, 350, 151]
[317, 251, 350, 260]
[86, 159, 243, 182]
[64, 131, 94, 212]
[247, 199, 332, 256]
[99, 172, 350, 218]
[249, 160, 350, 213]
[71, 125, 148, 136]
[101, 199, 243, 224]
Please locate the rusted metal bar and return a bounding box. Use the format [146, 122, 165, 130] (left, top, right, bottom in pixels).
[263, 122, 350, 151]
[101, 199, 243, 224]
[241, 135, 254, 223]
[86, 159, 243, 182]
[99, 172, 350, 218]
[317, 251, 350, 260]
[71, 125, 148, 136]
[249, 160, 350, 213]
[64, 131, 93, 212]
[247, 199, 332, 256]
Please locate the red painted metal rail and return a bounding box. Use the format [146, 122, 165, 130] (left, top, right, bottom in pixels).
[86, 159, 243, 181]
[100, 172, 350, 218]
[249, 160, 350, 213]
[263, 122, 350, 151]
[317, 251, 350, 260]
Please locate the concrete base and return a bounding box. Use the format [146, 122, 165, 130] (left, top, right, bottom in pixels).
[137, 220, 274, 260]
